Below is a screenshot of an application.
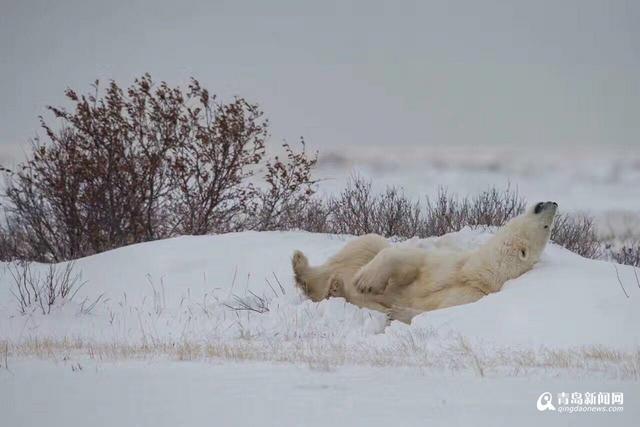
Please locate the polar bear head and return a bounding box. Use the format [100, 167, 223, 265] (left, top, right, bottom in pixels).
[501, 201, 557, 259]
[472, 201, 558, 292]
[496, 201, 557, 276]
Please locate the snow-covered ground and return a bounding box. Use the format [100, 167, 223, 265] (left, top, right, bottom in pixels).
[2, 360, 638, 427]
[1, 230, 639, 350]
[316, 144, 640, 212]
[1, 229, 639, 425]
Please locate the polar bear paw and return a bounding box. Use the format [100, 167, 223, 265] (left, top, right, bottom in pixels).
[291, 250, 309, 272]
[386, 305, 421, 324]
[353, 268, 388, 294]
[327, 274, 344, 298]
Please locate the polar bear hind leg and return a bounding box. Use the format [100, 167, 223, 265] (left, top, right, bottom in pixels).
[292, 234, 389, 301]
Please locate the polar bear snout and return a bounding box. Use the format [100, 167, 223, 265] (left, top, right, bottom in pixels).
[533, 201, 558, 214]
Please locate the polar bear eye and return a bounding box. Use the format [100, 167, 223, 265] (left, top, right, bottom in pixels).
[519, 249, 528, 260]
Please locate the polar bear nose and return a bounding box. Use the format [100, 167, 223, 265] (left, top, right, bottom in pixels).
[534, 201, 558, 214]
[534, 202, 545, 214]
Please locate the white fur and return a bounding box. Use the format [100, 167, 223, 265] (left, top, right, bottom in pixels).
[292, 202, 557, 322]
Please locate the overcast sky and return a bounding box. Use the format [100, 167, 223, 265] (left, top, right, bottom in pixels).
[1, 0, 638, 157]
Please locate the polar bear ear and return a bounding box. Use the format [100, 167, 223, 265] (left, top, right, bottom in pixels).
[518, 248, 529, 261]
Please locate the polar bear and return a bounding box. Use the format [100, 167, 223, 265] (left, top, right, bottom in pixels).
[292, 201, 558, 323]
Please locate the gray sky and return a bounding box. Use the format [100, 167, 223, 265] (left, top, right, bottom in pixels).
[1, 0, 639, 158]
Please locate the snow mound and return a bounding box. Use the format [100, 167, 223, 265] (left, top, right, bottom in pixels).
[1, 230, 639, 352]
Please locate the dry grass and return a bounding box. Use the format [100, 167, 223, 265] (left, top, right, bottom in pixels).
[3, 336, 639, 380]
[1, 340, 8, 370]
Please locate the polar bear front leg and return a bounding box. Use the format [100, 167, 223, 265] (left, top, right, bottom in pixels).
[352, 259, 391, 294]
[353, 247, 423, 294]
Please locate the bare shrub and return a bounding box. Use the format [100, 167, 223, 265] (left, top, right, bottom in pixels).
[467, 186, 526, 227]
[286, 198, 332, 234]
[419, 187, 525, 237]
[168, 79, 270, 235]
[8, 262, 86, 315]
[250, 140, 319, 231]
[551, 214, 602, 259]
[328, 175, 377, 235]
[0, 217, 27, 261]
[610, 244, 640, 268]
[372, 187, 422, 237]
[421, 188, 470, 236]
[327, 176, 421, 237]
[1, 75, 316, 261]
[0, 81, 612, 267]
[277, 178, 527, 240]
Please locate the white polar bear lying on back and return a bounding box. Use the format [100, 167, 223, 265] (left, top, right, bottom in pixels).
[292, 201, 558, 323]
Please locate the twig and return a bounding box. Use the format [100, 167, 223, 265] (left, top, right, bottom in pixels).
[223, 292, 270, 314]
[613, 264, 630, 298]
[272, 272, 286, 295]
[264, 277, 278, 298]
[2, 341, 8, 371]
[79, 293, 105, 315]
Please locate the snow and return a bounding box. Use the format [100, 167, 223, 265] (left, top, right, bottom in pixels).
[1, 360, 638, 427]
[1, 229, 639, 425]
[1, 230, 638, 350]
[406, 237, 640, 349]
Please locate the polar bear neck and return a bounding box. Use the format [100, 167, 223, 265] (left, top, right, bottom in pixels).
[459, 233, 536, 295]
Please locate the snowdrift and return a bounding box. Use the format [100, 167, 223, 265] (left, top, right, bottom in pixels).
[1, 230, 639, 352]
